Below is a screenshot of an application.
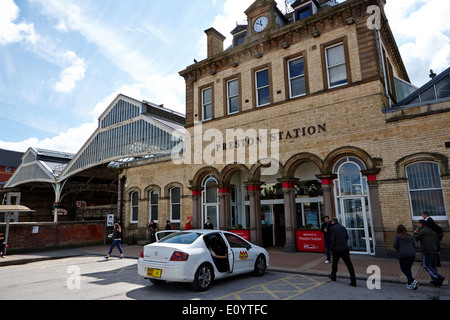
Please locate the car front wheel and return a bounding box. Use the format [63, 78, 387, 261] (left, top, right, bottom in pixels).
[191, 263, 214, 292]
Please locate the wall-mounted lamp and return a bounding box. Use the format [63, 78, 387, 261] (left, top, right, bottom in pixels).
[229, 62, 239, 68]
[208, 70, 217, 75]
[311, 30, 321, 38]
[281, 42, 290, 49]
[254, 52, 264, 59]
[188, 77, 197, 82]
[346, 17, 355, 25]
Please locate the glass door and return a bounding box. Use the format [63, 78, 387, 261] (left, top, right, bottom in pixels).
[202, 175, 219, 230]
[333, 157, 375, 255]
[204, 205, 219, 230]
[261, 204, 275, 247]
[338, 197, 373, 253]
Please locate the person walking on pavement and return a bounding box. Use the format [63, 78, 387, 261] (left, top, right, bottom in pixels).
[414, 220, 445, 287]
[321, 216, 332, 264]
[328, 218, 357, 287]
[184, 216, 192, 230]
[204, 218, 214, 230]
[165, 220, 174, 230]
[422, 211, 444, 267]
[104, 223, 124, 260]
[394, 225, 418, 290]
[0, 232, 6, 258]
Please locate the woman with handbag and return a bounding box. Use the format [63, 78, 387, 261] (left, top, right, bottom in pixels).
[105, 223, 124, 260]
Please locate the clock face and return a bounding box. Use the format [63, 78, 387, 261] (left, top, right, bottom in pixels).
[254, 16, 268, 33]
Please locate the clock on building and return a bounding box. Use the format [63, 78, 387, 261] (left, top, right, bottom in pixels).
[253, 16, 268, 32]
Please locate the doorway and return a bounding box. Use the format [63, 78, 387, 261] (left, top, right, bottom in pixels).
[337, 197, 374, 253]
[333, 157, 375, 255]
[261, 202, 285, 247]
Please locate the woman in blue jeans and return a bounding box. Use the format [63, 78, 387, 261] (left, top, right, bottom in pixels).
[105, 223, 124, 260]
[394, 225, 418, 290]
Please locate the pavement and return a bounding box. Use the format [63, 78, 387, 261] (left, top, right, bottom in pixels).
[1, 243, 448, 291]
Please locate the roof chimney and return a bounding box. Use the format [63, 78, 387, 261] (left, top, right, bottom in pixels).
[204, 27, 226, 58]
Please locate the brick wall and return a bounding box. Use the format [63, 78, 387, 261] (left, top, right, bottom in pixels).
[1, 221, 105, 253]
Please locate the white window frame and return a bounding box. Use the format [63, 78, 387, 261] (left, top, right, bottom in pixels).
[227, 78, 239, 115]
[325, 43, 348, 89]
[202, 175, 219, 230]
[130, 191, 139, 224]
[288, 57, 306, 99]
[255, 68, 270, 107]
[202, 87, 212, 121]
[406, 161, 448, 221]
[148, 190, 159, 224]
[170, 187, 181, 223]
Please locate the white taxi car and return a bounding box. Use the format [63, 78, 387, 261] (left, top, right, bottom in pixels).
[137, 229, 269, 291]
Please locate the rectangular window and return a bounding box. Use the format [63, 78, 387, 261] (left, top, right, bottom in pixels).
[256, 69, 270, 107]
[288, 57, 306, 98]
[436, 75, 450, 99]
[326, 43, 348, 88]
[131, 192, 139, 223]
[170, 187, 181, 221]
[202, 88, 212, 121]
[420, 86, 436, 103]
[149, 190, 159, 223]
[296, 6, 312, 21]
[227, 79, 239, 114]
[406, 162, 447, 219]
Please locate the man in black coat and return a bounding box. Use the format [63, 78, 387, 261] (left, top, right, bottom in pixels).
[329, 218, 357, 287]
[321, 216, 332, 263]
[422, 211, 444, 267]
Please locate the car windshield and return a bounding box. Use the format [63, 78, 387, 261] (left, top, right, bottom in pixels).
[159, 232, 201, 244]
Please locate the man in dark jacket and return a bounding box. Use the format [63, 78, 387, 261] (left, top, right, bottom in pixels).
[414, 220, 445, 286]
[329, 218, 357, 287]
[321, 216, 332, 263]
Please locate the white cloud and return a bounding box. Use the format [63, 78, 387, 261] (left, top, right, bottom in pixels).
[0, 0, 37, 45]
[0, 0, 86, 94]
[0, 121, 97, 154]
[53, 51, 86, 93]
[196, 0, 288, 58]
[32, 0, 185, 109]
[385, 0, 450, 86]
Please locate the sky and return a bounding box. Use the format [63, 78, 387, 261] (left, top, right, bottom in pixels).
[0, 0, 449, 154]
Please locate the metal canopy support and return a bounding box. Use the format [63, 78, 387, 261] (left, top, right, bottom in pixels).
[52, 181, 67, 223]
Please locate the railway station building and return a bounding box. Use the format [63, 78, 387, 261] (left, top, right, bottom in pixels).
[3, 0, 449, 257]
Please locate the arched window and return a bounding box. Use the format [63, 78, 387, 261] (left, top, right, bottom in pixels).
[170, 187, 181, 222]
[202, 175, 219, 229]
[149, 190, 159, 223]
[406, 162, 447, 219]
[334, 157, 367, 196]
[333, 157, 374, 254]
[130, 191, 139, 223]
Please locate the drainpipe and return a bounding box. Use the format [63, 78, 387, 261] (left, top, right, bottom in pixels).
[377, 29, 392, 109]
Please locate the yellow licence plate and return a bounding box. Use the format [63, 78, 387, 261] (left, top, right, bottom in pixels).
[146, 268, 162, 278]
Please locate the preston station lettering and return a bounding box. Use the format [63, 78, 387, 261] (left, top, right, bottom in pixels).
[218, 123, 327, 151]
